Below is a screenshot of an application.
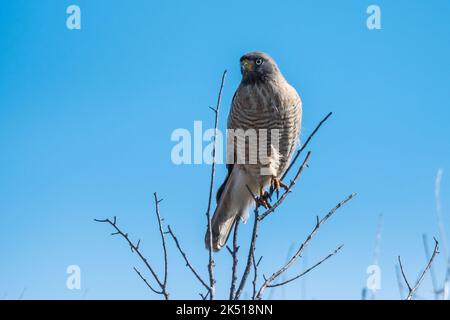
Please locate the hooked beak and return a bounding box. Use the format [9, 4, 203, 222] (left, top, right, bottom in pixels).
[241, 59, 252, 73]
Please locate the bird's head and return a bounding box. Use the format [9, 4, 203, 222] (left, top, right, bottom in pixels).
[240, 51, 280, 83]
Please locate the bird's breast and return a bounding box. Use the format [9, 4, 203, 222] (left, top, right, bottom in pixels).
[229, 80, 299, 131]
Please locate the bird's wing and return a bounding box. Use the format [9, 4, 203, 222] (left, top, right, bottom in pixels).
[277, 91, 302, 177]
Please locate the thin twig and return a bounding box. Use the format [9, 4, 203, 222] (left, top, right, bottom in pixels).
[267, 244, 343, 288]
[234, 204, 260, 300]
[281, 112, 332, 181]
[205, 69, 227, 300]
[268, 244, 296, 300]
[422, 234, 439, 299]
[153, 193, 168, 288]
[398, 238, 439, 300]
[227, 218, 240, 300]
[259, 151, 312, 221]
[255, 193, 356, 299]
[398, 256, 412, 293]
[133, 267, 162, 295]
[409, 238, 439, 300]
[252, 255, 263, 299]
[167, 225, 210, 292]
[94, 217, 169, 299]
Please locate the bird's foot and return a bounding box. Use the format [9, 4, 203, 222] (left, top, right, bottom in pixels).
[270, 176, 289, 199]
[256, 190, 272, 209]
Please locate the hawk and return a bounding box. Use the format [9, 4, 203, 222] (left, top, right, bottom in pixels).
[205, 52, 302, 251]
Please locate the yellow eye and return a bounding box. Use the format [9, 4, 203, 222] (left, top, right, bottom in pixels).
[255, 58, 263, 66]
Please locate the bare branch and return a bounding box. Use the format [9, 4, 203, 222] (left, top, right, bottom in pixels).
[255, 193, 356, 299]
[259, 151, 312, 221]
[94, 217, 169, 299]
[281, 112, 332, 181]
[153, 192, 168, 288]
[408, 238, 439, 300]
[398, 238, 440, 300]
[166, 225, 210, 293]
[205, 69, 227, 300]
[228, 218, 240, 300]
[234, 206, 260, 300]
[398, 256, 412, 293]
[267, 244, 343, 288]
[252, 255, 263, 300]
[133, 267, 162, 295]
[422, 234, 439, 299]
[268, 244, 296, 300]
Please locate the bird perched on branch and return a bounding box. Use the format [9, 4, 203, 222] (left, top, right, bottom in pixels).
[205, 52, 302, 251]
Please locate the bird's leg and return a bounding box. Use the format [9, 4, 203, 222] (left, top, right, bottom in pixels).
[270, 176, 289, 199]
[256, 186, 272, 209]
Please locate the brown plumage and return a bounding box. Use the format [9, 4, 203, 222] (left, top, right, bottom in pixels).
[205, 52, 302, 251]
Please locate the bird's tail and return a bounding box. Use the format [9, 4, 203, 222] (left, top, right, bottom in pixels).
[205, 167, 257, 252]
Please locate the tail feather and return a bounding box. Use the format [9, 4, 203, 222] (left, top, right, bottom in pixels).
[205, 167, 257, 251]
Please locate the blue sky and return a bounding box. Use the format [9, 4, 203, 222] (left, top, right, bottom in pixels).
[1, 0, 450, 299]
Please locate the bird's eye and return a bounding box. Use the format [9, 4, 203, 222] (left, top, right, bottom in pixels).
[255, 58, 263, 66]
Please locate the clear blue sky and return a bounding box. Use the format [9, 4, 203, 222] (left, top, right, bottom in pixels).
[1, 0, 450, 300]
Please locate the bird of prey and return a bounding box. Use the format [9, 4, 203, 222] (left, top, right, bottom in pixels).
[205, 51, 302, 251]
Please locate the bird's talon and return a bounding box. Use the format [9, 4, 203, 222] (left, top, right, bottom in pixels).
[257, 191, 272, 209]
[271, 176, 288, 193]
[256, 197, 269, 209]
[279, 180, 288, 190]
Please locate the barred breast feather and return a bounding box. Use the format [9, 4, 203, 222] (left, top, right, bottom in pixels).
[228, 76, 302, 178]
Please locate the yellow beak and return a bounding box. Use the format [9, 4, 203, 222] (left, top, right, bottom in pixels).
[241, 59, 253, 72]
